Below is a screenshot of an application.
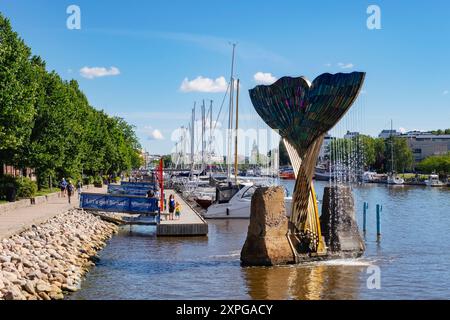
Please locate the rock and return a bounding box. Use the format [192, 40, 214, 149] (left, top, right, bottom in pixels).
[3, 285, 26, 300]
[61, 284, 79, 293]
[36, 283, 52, 293]
[48, 291, 64, 300]
[2, 271, 18, 283]
[0, 255, 11, 263]
[38, 292, 51, 300]
[22, 260, 34, 268]
[320, 186, 365, 257]
[27, 270, 42, 280]
[22, 281, 36, 295]
[241, 186, 295, 266]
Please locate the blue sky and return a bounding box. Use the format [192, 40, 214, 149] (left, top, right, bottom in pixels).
[1, 0, 449, 155]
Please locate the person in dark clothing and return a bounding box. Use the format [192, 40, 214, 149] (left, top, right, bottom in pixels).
[147, 189, 155, 198]
[67, 180, 75, 204]
[168, 194, 175, 220]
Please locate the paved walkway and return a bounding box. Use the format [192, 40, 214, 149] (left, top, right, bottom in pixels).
[160, 190, 206, 225]
[0, 186, 106, 240]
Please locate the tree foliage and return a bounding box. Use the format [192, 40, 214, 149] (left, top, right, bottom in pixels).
[417, 153, 450, 175]
[0, 14, 142, 188]
[328, 136, 414, 173]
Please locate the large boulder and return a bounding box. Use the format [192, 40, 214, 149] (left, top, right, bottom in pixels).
[320, 185, 365, 257]
[241, 186, 295, 266]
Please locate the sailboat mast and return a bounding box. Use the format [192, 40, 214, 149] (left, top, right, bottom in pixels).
[209, 100, 213, 176]
[234, 79, 240, 184]
[201, 100, 205, 173]
[227, 43, 236, 182]
[390, 119, 394, 173]
[191, 103, 196, 171]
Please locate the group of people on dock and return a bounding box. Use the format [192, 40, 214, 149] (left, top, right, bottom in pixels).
[168, 194, 182, 220]
[146, 188, 181, 220]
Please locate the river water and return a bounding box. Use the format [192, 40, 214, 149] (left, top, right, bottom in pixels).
[70, 181, 450, 300]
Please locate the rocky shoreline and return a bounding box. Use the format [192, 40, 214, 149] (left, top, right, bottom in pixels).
[0, 209, 118, 300]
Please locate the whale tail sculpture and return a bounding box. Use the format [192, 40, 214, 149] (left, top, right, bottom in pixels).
[249, 72, 366, 256]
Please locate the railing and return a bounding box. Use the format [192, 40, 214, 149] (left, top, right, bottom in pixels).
[108, 185, 150, 196]
[121, 181, 157, 189]
[80, 193, 159, 215]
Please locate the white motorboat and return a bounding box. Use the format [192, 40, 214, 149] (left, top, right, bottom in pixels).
[425, 174, 445, 187]
[362, 171, 378, 183]
[204, 183, 293, 219]
[387, 174, 405, 185]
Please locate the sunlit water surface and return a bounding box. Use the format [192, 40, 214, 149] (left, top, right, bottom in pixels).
[70, 181, 450, 300]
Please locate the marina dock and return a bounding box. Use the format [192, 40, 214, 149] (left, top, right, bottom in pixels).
[79, 185, 208, 237]
[157, 190, 208, 236]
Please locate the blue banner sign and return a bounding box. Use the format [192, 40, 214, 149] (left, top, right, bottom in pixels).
[80, 193, 159, 214]
[108, 184, 150, 196]
[121, 181, 156, 189]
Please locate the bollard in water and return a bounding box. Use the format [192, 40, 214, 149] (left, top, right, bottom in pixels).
[376, 204, 382, 240]
[363, 202, 368, 233]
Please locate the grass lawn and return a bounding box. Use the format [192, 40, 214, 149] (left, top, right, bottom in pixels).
[399, 173, 428, 180]
[35, 188, 60, 197]
[0, 200, 8, 205]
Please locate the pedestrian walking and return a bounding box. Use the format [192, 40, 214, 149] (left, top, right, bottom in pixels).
[76, 180, 83, 199]
[59, 178, 67, 198]
[67, 180, 75, 204]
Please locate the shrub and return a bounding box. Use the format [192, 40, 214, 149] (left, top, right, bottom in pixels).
[83, 176, 94, 185]
[0, 175, 19, 200]
[16, 177, 38, 198]
[93, 176, 103, 187]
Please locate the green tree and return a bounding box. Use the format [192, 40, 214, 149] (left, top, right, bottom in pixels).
[1, 13, 148, 188]
[384, 137, 414, 173]
[0, 14, 36, 165]
[417, 153, 450, 175]
[373, 138, 386, 172]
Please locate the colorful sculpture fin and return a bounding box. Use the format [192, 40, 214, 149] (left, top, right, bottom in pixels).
[250, 72, 365, 254]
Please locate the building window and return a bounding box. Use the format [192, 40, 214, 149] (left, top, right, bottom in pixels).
[413, 148, 422, 154]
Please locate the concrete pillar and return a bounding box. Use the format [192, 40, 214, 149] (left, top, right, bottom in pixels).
[241, 186, 295, 266]
[320, 185, 365, 258]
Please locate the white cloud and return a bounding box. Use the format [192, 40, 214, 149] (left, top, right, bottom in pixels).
[338, 62, 354, 69]
[324, 63, 332, 67]
[180, 76, 228, 93]
[80, 66, 120, 79]
[443, 90, 449, 95]
[253, 72, 277, 85]
[148, 129, 164, 140]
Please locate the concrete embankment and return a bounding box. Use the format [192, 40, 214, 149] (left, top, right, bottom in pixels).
[0, 210, 118, 300]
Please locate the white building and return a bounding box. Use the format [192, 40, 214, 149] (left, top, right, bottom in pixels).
[318, 134, 333, 162]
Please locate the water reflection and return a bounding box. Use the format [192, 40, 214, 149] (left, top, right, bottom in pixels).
[70, 181, 450, 300]
[243, 262, 367, 300]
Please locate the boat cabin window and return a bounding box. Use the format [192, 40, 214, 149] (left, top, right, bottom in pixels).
[241, 186, 256, 199]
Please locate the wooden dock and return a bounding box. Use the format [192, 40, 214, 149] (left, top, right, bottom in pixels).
[79, 186, 208, 237]
[156, 190, 208, 237]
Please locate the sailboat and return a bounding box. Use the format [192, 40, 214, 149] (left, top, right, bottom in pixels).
[204, 44, 292, 219]
[386, 120, 404, 185]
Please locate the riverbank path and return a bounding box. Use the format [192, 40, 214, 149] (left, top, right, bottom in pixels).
[0, 186, 106, 240]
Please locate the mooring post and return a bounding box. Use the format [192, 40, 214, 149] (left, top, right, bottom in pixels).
[363, 202, 368, 233]
[376, 204, 382, 240]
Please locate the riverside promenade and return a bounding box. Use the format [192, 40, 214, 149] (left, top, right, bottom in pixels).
[0, 186, 105, 240]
